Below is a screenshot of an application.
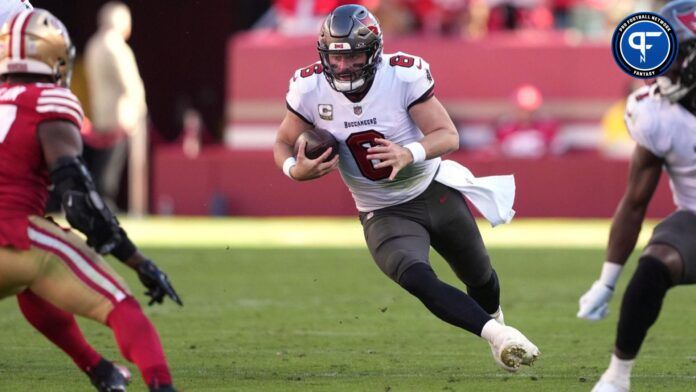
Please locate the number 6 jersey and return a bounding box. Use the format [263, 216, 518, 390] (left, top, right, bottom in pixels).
[286, 52, 439, 212]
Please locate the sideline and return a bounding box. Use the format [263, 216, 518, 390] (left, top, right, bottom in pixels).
[94, 217, 659, 249]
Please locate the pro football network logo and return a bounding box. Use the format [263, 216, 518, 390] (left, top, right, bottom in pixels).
[611, 12, 677, 78]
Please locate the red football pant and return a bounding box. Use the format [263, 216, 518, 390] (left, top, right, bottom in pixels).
[17, 289, 102, 372]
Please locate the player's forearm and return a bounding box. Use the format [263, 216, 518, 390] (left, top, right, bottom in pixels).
[419, 127, 459, 159]
[273, 140, 294, 170]
[123, 249, 148, 270]
[606, 197, 648, 265]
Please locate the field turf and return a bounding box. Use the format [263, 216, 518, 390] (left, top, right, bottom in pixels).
[0, 218, 695, 391]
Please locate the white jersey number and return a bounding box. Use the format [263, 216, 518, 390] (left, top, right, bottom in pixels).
[0, 104, 17, 143]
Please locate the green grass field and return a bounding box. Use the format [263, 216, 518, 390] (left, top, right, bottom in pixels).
[1, 218, 695, 391]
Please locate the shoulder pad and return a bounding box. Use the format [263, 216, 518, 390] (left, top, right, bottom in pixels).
[288, 62, 324, 95]
[626, 85, 659, 111]
[387, 52, 432, 83]
[38, 85, 80, 101]
[625, 85, 661, 128]
[35, 86, 84, 127]
[624, 84, 668, 152]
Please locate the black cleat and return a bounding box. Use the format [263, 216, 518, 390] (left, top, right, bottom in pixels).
[87, 358, 131, 392]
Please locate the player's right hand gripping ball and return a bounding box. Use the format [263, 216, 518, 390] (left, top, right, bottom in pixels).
[294, 128, 339, 160]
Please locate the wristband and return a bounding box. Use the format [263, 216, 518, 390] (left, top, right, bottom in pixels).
[404, 142, 426, 163]
[282, 157, 297, 179]
[599, 261, 623, 288]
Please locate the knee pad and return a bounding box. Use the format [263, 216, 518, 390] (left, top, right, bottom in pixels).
[386, 249, 423, 283]
[466, 269, 500, 314]
[616, 255, 673, 357]
[636, 255, 674, 288]
[467, 269, 499, 293]
[398, 263, 438, 296]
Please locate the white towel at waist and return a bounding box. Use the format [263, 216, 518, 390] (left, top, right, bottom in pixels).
[434, 160, 515, 227]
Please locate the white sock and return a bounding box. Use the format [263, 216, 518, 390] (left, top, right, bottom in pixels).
[599, 261, 623, 288]
[601, 354, 634, 386]
[489, 306, 505, 325]
[480, 319, 506, 343]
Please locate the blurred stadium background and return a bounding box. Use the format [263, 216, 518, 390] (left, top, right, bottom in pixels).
[3, 1, 695, 391]
[24, 0, 671, 218]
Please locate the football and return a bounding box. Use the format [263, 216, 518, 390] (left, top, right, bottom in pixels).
[293, 128, 339, 161]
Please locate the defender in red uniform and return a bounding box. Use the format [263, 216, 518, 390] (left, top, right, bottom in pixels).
[0, 9, 180, 392]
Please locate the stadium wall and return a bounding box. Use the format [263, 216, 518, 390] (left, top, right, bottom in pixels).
[187, 32, 666, 218]
[153, 147, 674, 218]
[226, 32, 631, 129]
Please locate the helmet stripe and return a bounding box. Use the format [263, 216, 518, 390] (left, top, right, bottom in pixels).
[10, 11, 31, 60]
[18, 11, 34, 59]
[6, 13, 21, 59]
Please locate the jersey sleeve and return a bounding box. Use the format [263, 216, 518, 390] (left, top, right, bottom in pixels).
[624, 88, 670, 157]
[390, 53, 435, 110]
[285, 65, 320, 125]
[35, 87, 84, 129]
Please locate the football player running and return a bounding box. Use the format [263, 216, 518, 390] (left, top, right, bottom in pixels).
[1, 2, 140, 391]
[274, 4, 539, 372]
[0, 9, 180, 392]
[578, 2, 696, 391]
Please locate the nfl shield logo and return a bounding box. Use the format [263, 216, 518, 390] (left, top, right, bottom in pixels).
[353, 106, 362, 115]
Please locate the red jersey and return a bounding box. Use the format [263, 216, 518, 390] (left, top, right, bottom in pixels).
[0, 82, 83, 249]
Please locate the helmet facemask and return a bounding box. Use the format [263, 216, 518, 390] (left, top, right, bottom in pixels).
[58, 44, 76, 87]
[317, 5, 383, 94]
[318, 43, 381, 93]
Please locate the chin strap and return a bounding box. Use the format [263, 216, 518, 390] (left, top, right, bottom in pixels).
[334, 77, 366, 92]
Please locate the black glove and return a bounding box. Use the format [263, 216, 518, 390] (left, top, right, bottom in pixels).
[135, 260, 183, 306]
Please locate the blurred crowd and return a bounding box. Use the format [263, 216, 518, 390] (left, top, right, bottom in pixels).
[251, 0, 661, 160]
[264, 0, 668, 39]
[457, 81, 642, 159]
[57, 0, 661, 185]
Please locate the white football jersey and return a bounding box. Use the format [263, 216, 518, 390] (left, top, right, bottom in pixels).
[0, 0, 32, 26]
[625, 84, 696, 212]
[286, 52, 439, 212]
